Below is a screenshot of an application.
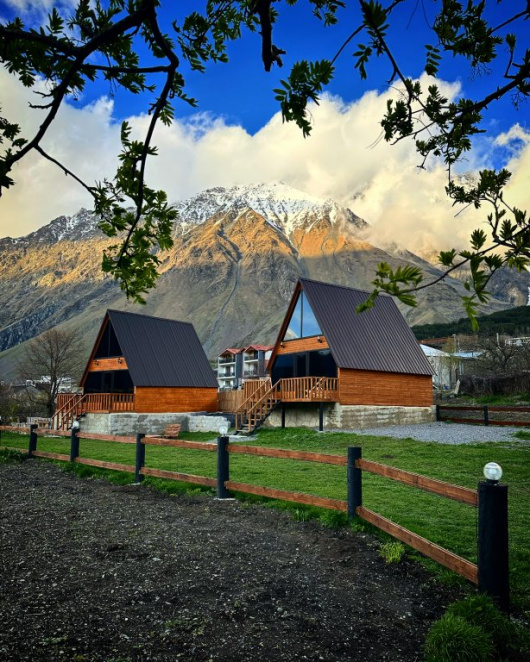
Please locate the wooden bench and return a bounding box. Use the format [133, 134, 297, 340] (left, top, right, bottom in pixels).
[163, 423, 181, 439]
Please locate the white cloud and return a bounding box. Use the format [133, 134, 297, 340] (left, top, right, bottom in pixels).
[1, 67, 529, 259]
[2, 0, 77, 15]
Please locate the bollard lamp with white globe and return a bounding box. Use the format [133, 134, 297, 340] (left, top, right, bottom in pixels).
[483, 462, 503, 484]
[219, 424, 228, 437]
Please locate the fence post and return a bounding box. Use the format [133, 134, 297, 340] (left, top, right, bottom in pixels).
[483, 406, 489, 426]
[347, 446, 362, 519]
[69, 424, 80, 462]
[135, 433, 145, 483]
[478, 479, 509, 612]
[28, 424, 38, 458]
[435, 404, 440, 421]
[217, 435, 230, 499]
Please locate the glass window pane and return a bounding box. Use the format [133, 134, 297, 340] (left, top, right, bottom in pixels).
[302, 296, 322, 338]
[284, 293, 302, 339]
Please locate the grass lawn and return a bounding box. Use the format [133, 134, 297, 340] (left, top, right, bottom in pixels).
[1, 426, 529, 616]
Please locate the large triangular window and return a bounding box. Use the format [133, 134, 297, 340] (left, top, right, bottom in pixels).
[283, 291, 322, 340]
[94, 321, 123, 358]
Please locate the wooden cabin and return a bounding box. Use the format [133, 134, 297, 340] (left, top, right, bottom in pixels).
[236, 279, 433, 432]
[55, 310, 218, 428]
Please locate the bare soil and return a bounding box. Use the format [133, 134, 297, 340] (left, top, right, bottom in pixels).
[0, 461, 464, 662]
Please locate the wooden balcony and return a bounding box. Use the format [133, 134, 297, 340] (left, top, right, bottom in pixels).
[278, 377, 338, 402]
[53, 393, 135, 430]
[57, 392, 135, 413]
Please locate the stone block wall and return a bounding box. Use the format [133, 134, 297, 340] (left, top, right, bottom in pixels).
[187, 415, 230, 433]
[265, 403, 435, 430]
[81, 412, 229, 436]
[266, 404, 333, 429]
[331, 404, 435, 429]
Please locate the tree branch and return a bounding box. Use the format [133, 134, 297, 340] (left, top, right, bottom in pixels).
[35, 145, 95, 195]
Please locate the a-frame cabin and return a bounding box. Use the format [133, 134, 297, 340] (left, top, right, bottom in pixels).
[236, 279, 434, 432]
[68, 310, 218, 420]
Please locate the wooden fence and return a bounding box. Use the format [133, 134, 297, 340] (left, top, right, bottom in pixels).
[437, 404, 530, 427]
[0, 425, 509, 610]
[217, 390, 245, 412]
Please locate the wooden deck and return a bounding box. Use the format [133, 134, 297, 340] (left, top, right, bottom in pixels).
[54, 393, 135, 429]
[277, 377, 338, 402]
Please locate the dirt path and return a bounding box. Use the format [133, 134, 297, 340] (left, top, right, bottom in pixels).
[0, 462, 462, 662]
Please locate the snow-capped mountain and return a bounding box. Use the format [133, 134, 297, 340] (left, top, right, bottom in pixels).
[173, 182, 368, 239]
[0, 208, 100, 249]
[1, 182, 369, 250]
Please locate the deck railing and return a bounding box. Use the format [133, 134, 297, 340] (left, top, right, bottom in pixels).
[83, 393, 135, 412]
[278, 377, 338, 402]
[52, 393, 135, 430]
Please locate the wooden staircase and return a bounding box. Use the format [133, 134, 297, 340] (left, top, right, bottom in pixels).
[234, 377, 339, 434]
[52, 394, 85, 430]
[234, 379, 279, 434]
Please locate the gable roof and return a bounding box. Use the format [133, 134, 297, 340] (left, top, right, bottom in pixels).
[271, 279, 433, 376]
[83, 310, 218, 388]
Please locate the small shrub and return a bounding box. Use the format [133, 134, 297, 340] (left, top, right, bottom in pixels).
[424, 613, 494, 662]
[513, 430, 530, 440]
[349, 519, 366, 533]
[379, 541, 405, 564]
[0, 448, 26, 464]
[448, 595, 525, 656]
[319, 510, 348, 529]
[292, 508, 311, 522]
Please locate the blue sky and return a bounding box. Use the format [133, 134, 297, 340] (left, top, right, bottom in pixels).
[0, 1, 529, 248]
[1, 0, 527, 137]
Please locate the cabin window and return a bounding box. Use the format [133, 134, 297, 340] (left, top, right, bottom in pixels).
[94, 323, 122, 358]
[84, 370, 134, 394]
[284, 292, 322, 340]
[271, 350, 336, 382]
[271, 354, 295, 382]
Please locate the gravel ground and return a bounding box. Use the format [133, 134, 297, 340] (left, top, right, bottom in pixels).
[332, 422, 529, 444]
[0, 460, 464, 662]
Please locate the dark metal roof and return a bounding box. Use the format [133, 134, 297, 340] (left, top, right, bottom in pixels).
[299, 279, 434, 376]
[107, 310, 218, 388]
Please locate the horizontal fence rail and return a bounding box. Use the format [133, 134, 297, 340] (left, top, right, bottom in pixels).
[144, 437, 217, 451]
[437, 404, 530, 428]
[225, 481, 348, 511]
[0, 427, 509, 610]
[228, 444, 348, 466]
[357, 506, 479, 583]
[357, 458, 478, 506]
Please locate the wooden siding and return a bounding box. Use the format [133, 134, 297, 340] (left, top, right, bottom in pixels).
[87, 357, 128, 372]
[134, 387, 218, 413]
[276, 336, 329, 355]
[338, 368, 433, 407]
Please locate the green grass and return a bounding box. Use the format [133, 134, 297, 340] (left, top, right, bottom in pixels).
[1, 426, 529, 616]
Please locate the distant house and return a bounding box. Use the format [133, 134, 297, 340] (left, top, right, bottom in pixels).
[217, 345, 272, 389]
[217, 348, 242, 390]
[237, 279, 434, 432]
[78, 310, 218, 414]
[420, 344, 454, 390]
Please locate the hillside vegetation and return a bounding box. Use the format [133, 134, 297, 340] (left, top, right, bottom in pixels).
[412, 306, 530, 340]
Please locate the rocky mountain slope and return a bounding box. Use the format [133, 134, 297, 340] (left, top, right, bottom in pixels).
[0, 182, 525, 378]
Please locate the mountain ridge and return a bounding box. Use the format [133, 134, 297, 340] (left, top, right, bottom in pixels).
[1, 181, 528, 379]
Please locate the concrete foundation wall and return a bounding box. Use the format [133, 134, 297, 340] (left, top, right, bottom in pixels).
[81, 412, 229, 436]
[266, 403, 435, 430]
